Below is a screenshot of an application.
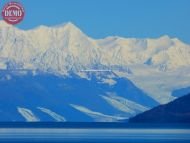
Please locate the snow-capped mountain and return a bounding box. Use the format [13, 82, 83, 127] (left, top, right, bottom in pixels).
[1, 21, 190, 72]
[0, 20, 190, 122]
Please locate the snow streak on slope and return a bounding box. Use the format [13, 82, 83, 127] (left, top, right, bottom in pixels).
[102, 94, 149, 115]
[17, 107, 40, 122]
[70, 104, 126, 122]
[37, 107, 66, 122]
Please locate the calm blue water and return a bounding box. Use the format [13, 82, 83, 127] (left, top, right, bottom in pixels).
[0, 128, 190, 143]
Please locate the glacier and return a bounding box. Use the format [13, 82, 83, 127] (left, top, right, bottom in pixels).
[0, 20, 190, 122]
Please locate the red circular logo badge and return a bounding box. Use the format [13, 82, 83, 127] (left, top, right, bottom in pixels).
[2, 2, 25, 25]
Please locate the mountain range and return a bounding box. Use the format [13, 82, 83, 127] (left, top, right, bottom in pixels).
[0, 21, 190, 122]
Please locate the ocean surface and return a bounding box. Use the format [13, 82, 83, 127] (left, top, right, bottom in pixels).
[0, 123, 190, 143]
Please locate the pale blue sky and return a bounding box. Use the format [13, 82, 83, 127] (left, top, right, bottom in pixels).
[1, 0, 190, 44]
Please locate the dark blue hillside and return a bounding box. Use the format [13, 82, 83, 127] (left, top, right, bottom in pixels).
[0, 70, 158, 121]
[129, 93, 190, 123]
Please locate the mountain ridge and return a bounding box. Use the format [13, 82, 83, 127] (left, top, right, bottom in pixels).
[1, 20, 190, 73]
[129, 93, 190, 123]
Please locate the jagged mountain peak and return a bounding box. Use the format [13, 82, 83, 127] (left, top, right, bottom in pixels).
[26, 22, 84, 39]
[33, 22, 82, 33]
[0, 21, 190, 74]
[158, 35, 171, 40]
[56, 22, 78, 29]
